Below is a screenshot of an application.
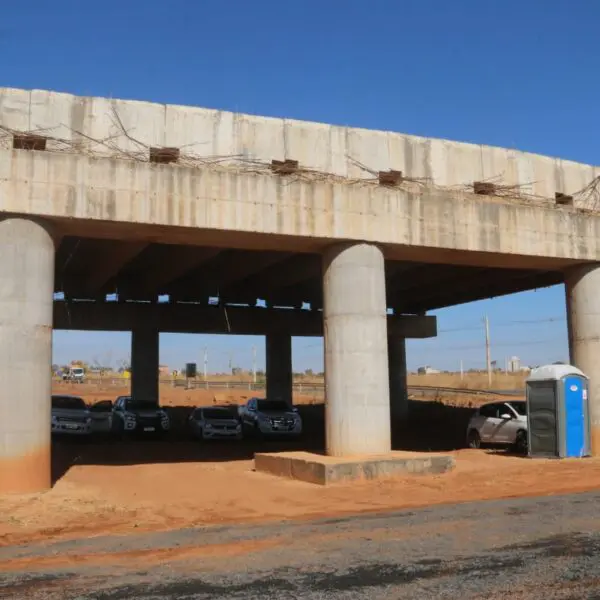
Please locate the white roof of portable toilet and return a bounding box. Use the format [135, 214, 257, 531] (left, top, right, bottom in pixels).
[527, 364, 587, 382]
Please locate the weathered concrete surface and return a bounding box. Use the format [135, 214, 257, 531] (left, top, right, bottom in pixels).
[1, 149, 600, 267]
[1, 87, 598, 200]
[53, 301, 437, 338]
[323, 243, 391, 456]
[265, 333, 292, 404]
[388, 336, 408, 427]
[566, 264, 600, 455]
[254, 451, 455, 485]
[131, 328, 159, 402]
[0, 218, 54, 494]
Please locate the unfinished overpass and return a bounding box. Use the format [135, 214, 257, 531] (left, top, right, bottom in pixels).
[1, 88, 599, 493]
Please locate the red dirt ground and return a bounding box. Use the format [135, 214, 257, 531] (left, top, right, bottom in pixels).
[2, 382, 599, 548]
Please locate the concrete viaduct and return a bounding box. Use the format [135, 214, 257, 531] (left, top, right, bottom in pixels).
[1, 87, 599, 494]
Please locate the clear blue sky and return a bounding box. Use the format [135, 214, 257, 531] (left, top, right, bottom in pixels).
[3, 0, 596, 372]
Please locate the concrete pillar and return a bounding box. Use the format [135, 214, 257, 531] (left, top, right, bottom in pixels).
[323, 242, 391, 456]
[266, 333, 292, 404]
[388, 336, 408, 427]
[565, 265, 600, 455]
[131, 328, 159, 402]
[0, 218, 55, 494]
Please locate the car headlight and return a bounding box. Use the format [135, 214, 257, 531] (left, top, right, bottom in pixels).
[86, 417, 92, 424]
[124, 412, 136, 423]
[204, 423, 213, 430]
[51, 415, 58, 425]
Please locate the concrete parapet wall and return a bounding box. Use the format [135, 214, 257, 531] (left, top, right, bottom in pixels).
[1, 148, 599, 265]
[1, 87, 598, 203]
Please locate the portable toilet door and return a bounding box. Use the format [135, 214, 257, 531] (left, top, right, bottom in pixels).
[526, 364, 590, 458]
[562, 372, 590, 458]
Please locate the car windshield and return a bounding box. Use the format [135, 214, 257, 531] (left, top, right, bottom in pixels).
[257, 400, 290, 412]
[52, 396, 86, 410]
[126, 399, 160, 411]
[509, 402, 527, 416]
[203, 408, 235, 419]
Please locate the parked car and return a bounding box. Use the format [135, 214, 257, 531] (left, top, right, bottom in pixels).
[466, 400, 528, 453]
[51, 394, 92, 435]
[188, 406, 243, 440]
[111, 396, 170, 437]
[239, 397, 302, 437]
[88, 400, 114, 434]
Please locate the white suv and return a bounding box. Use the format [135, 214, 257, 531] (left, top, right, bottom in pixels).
[466, 400, 528, 453]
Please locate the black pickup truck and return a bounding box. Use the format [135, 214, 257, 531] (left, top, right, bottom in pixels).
[111, 395, 170, 437]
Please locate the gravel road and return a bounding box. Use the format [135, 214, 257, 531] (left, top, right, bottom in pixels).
[3, 490, 600, 599]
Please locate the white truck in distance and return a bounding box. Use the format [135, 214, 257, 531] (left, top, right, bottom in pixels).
[239, 398, 302, 437]
[62, 367, 85, 383]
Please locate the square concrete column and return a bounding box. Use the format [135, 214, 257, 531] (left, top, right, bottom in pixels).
[131, 328, 159, 403]
[266, 333, 293, 405]
[388, 336, 408, 428]
[565, 265, 600, 455]
[0, 218, 55, 494]
[323, 242, 391, 456]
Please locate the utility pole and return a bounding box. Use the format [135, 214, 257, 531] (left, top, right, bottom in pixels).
[252, 345, 257, 386]
[229, 350, 234, 375]
[460, 359, 464, 381]
[203, 347, 208, 389]
[484, 315, 492, 388]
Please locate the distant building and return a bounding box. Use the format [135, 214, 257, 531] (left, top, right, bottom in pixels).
[508, 356, 521, 373]
[417, 365, 441, 375]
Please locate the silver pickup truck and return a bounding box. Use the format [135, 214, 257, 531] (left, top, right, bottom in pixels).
[51, 395, 112, 436]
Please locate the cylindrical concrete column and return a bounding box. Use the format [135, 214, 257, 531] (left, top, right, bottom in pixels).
[388, 336, 408, 427]
[323, 242, 391, 456]
[131, 328, 159, 402]
[565, 265, 600, 455]
[0, 218, 55, 494]
[266, 333, 293, 404]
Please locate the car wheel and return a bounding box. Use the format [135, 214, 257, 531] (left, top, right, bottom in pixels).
[467, 429, 482, 449]
[514, 430, 528, 455]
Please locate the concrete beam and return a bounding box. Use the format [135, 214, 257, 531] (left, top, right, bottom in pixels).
[52, 301, 437, 338]
[401, 269, 564, 312]
[135, 246, 222, 295]
[222, 254, 321, 303]
[4, 149, 600, 269]
[79, 241, 147, 296]
[268, 277, 322, 307]
[168, 250, 291, 300]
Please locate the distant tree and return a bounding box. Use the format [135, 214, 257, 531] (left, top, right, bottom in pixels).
[304, 368, 314, 377]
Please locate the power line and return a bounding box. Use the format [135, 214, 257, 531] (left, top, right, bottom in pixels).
[438, 315, 566, 333]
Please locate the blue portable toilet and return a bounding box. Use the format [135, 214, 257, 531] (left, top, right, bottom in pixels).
[526, 364, 591, 458]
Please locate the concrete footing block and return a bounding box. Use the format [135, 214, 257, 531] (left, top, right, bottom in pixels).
[254, 451, 455, 485]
